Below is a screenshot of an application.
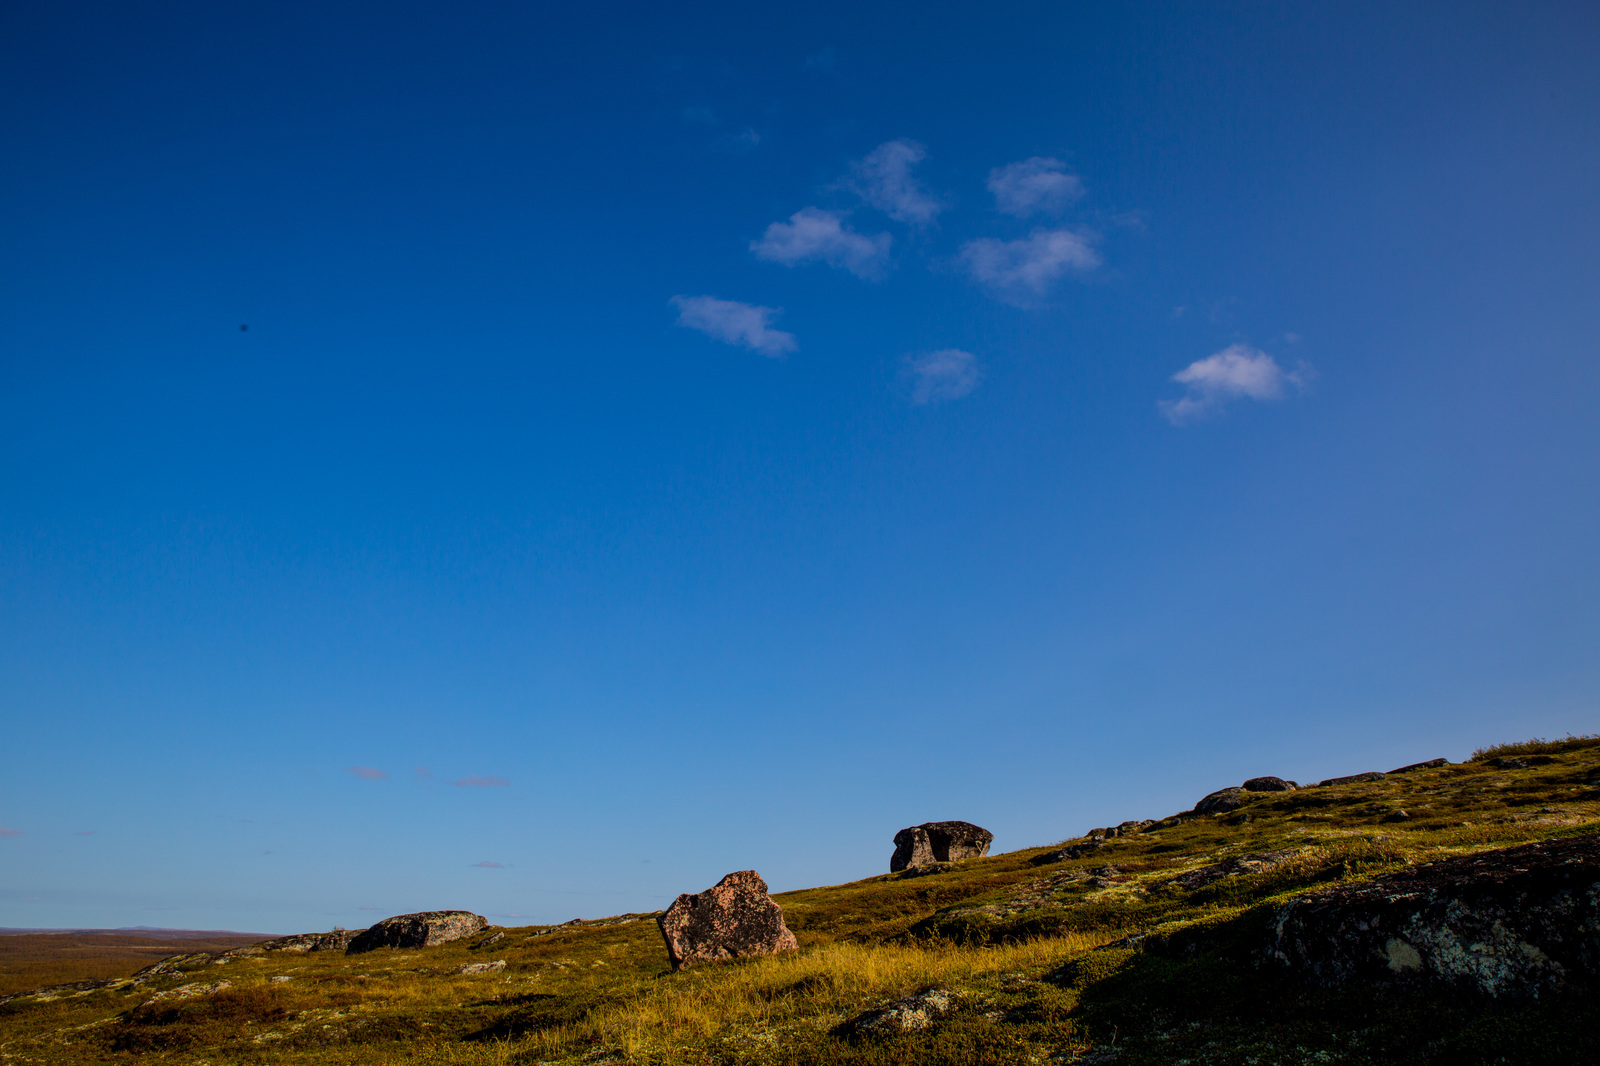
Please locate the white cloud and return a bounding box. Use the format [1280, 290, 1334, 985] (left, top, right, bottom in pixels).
[987, 157, 1084, 216]
[846, 139, 944, 225]
[906, 349, 982, 404]
[750, 208, 891, 279]
[671, 295, 798, 357]
[1159, 344, 1312, 424]
[959, 228, 1100, 302]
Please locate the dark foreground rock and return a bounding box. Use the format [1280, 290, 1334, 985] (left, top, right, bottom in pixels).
[1267, 833, 1600, 997]
[657, 870, 797, 970]
[835, 988, 958, 1037]
[1243, 776, 1297, 792]
[890, 820, 994, 871]
[346, 911, 488, 954]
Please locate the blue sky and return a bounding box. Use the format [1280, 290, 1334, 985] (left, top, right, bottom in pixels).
[2, 0, 1597, 933]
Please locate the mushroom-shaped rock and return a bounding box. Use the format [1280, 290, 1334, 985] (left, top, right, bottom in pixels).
[1194, 787, 1247, 814]
[1242, 776, 1297, 792]
[657, 870, 797, 970]
[890, 821, 994, 872]
[346, 911, 488, 954]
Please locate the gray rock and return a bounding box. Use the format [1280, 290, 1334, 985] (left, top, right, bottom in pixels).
[471, 931, 506, 950]
[1389, 758, 1448, 774]
[1194, 787, 1246, 814]
[1242, 776, 1297, 792]
[890, 821, 994, 872]
[1030, 841, 1105, 866]
[657, 870, 798, 970]
[1267, 833, 1600, 997]
[1167, 849, 1301, 890]
[1315, 771, 1387, 787]
[456, 960, 506, 975]
[256, 929, 359, 954]
[837, 988, 958, 1037]
[346, 911, 488, 954]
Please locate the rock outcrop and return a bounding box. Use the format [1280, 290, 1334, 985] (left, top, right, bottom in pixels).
[1030, 841, 1105, 866]
[836, 988, 958, 1037]
[657, 870, 797, 970]
[1315, 771, 1386, 786]
[890, 821, 994, 871]
[1242, 776, 1297, 792]
[260, 930, 359, 954]
[1389, 758, 1448, 774]
[1194, 787, 1247, 814]
[1166, 849, 1301, 890]
[346, 911, 488, 955]
[1267, 833, 1600, 997]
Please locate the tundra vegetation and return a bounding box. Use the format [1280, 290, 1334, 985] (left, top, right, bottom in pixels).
[3, 736, 1600, 1064]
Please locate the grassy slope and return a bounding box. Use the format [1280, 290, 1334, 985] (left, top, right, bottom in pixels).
[3, 740, 1599, 1065]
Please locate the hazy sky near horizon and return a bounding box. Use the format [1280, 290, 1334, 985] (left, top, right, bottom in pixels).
[2, 0, 1598, 933]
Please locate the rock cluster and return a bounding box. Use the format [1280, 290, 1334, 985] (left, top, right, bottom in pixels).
[657, 870, 797, 970]
[890, 821, 994, 872]
[346, 911, 488, 955]
[1267, 833, 1600, 997]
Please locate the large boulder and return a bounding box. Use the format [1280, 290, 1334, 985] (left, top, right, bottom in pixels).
[1267, 834, 1600, 997]
[1242, 776, 1297, 792]
[346, 911, 488, 955]
[890, 821, 994, 872]
[1315, 771, 1386, 787]
[657, 870, 797, 970]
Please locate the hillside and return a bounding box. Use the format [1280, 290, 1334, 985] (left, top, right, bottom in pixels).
[3, 737, 1599, 1065]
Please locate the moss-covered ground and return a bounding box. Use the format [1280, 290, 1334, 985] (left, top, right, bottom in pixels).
[4, 737, 1599, 1065]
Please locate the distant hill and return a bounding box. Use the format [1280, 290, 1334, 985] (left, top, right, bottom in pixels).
[0, 927, 275, 939]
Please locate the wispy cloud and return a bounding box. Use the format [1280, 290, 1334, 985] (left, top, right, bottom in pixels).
[1160, 344, 1312, 424]
[0, 827, 21, 839]
[906, 349, 983, 404]
[413, 766, 433, 780]
[471, 861, 505, 868]
[960, 228, 1100, 302]
[751, 208, 891, 279]
[347, 766, 388, 781]
[846, 139, 944, 225]
[452, 774, 510, 788]
[671, 295, 798, 357]
[987, 157, 1084, 216]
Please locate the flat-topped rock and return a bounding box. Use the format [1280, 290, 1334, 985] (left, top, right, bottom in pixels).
[890, 821, 994, 871]
[346, 911, 488, 954]
[657, 870, 797, 970]
[1315, 771, 1386, 786]
[1267, 833, 1600, 997]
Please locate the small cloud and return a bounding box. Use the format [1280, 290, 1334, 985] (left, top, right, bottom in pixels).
[413, 766, 433, 780]
[960, 228, 1100, 303]
[845, 139, 945, 225]
[987, 157, 1083, 216]
[1283, 331, 1302, 344]
[671, 295, 798, 357]
[1159, 343, 1312, 424]
[750, 207, 891, 280]
[0, 827, 21, 839]
[471, 861, 506, 868]
[261, 850, 274, 855]
[347, 766, 388, 781]
[906, 349, 983, 405]
[713, 127, 762, 153]
[451, 774, 510, 788]
[73, 830, 96, 836]
[681, 104, 718, 125]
